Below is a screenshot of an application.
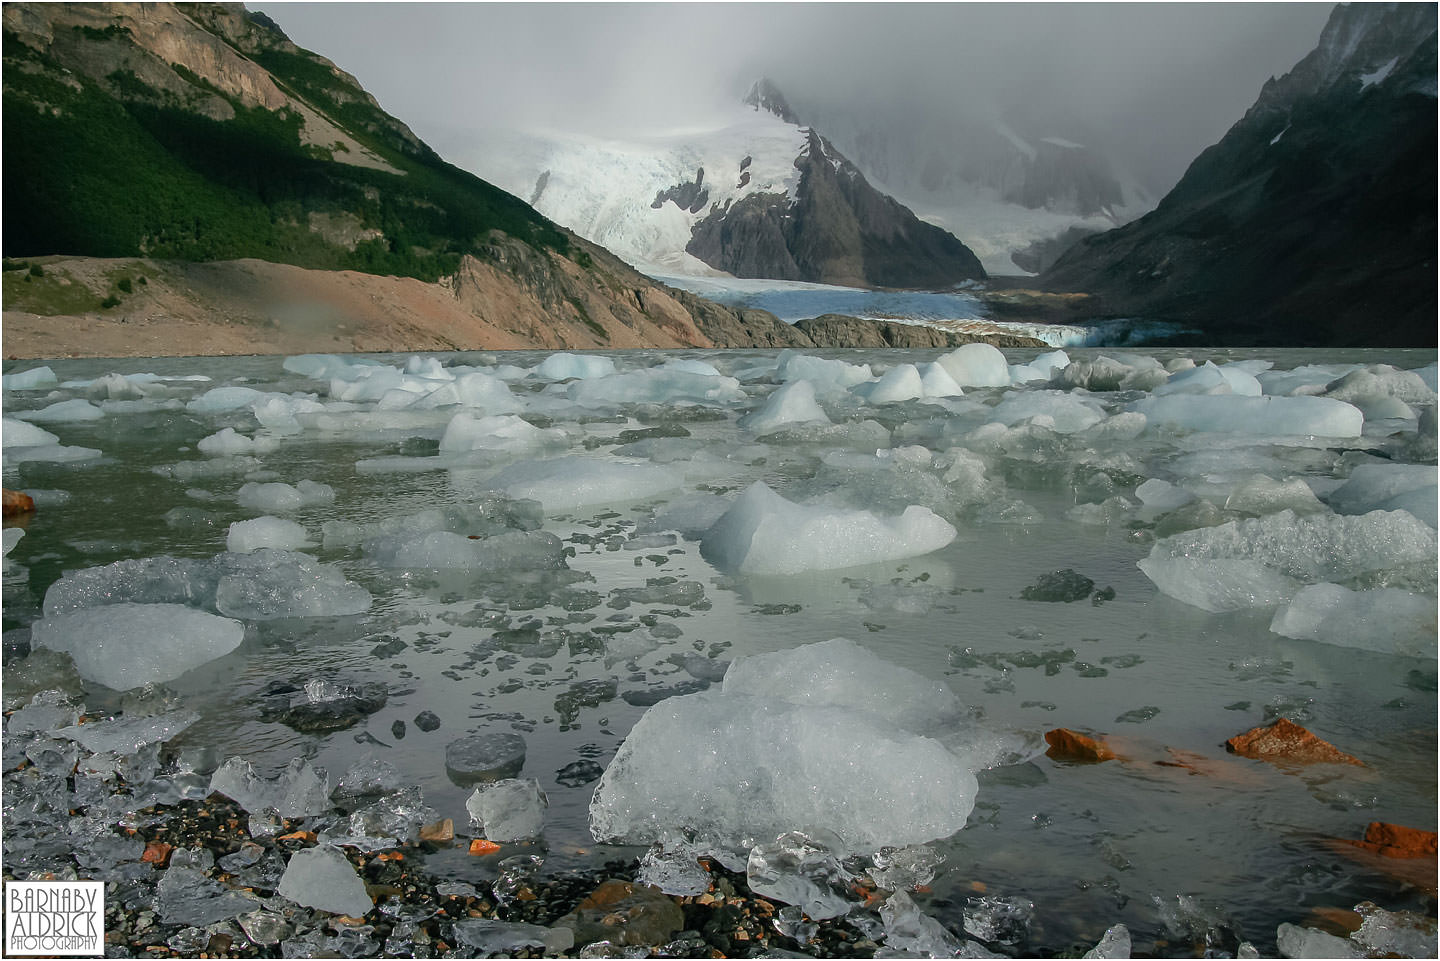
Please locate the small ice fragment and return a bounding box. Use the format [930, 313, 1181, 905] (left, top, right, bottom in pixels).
[535, 352, 617, 380]
[277, 846, 373, 918]
[227, 516, 310, 553]
[637, 839, 712, 897]
[452, 918, 574, 957]
[156, 865, 263, 926]
[55, 709, 200, 755]
[209, 757, 332, 817]
[3, 528, 23, 557]
[15, 398, 104, 422]
[963, 895, 1034, 944]
[236, 480, 334, 513]
[869, 845, 944, 891]
[880, 890, 968, 957]
[1083, 923, 1132, 959]
[1275, 922, 1362, 958]
[746, 831, 854, 920]
[465, 778, 547, 841]
[2, 418, 59, 447]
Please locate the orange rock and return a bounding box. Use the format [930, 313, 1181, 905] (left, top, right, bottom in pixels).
[1305, 906, 1364, 937]
[277, 830, 317, 843]
[140, 840, 173, 866]
[1044, 728, 1117, 763]
[3, 488, 35, 517]
[1224, 718, 1363, 766]
[468, 839, 502, 856]
[1351, 822, 1438, 859]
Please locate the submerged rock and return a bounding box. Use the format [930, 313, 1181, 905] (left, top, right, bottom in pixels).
[556, 880, 685, 949]
[1225, 718, 1363, 766]
[1044, 728, 1117, 763]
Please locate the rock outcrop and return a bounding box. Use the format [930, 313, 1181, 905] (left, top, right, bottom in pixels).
[688, 129, 986, 288]
[1041, 3, 1437, 346]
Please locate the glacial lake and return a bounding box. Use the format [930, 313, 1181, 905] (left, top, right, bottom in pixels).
[3, 345, 1435, 957]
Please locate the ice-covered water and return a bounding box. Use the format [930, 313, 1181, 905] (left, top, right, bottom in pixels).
[3, 345, 1435, 956]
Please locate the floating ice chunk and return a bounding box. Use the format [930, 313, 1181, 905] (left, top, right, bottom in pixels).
[1324, 365, 1436, 406]
[2, 528, 22, 557]
[740, 380, 830, 431]
[3, 366, 57, 390]
[1061, 355, 1166, 392]
[31, 603, 244, 690]
[1329, 464, 1437, 528]
[369, 529, 565, 572]
[1157, 361, 1262, 396]
[854, 364, 925, 404]
[210, 756, 333, 817]
[2, 418, 59, 447]
[723, 637, 961, 733]
[439, 412, 560, 453]
[1222, 474, 1327, 517]
[283, 354, 358, 379]
[1134, 394, 1363, 438]
[15, 398, 103, 422]
[868, 845, 944, 892]
[236, 480, 335, 513]
[936, 342, 1009, 388]
[1146, 509, 1437, 583]
[701, 482, 956, 575]
[466, 778, 547, 841]
[278, 846, 372, 918]
[486, 456, 684, 509]
[187, 385, 264, 412]
[2, 442, 102, 464]
[990, 390, 1105, 434]
[408, 371, 521, 412]
[1138, 558, 1301, 612]
[568, 367, 744, 408]
[535, 352, 617, 380]
[590, 690, 978, 856]
[1350, 903, 1438, 958]
[918, 361, 966, 397]
[1135, 479, 1195, 515]
[227, 516, 311, 553]
[198, 428, 278, 456]
[56, 709, 200, 755]
[776, 351, 873, 395]
[42, 555, 216, 616]
[1270, 584, 1436, 657]
[214, 549, 371, 619]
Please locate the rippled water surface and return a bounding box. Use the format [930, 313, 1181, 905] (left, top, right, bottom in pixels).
[3, 346, 1435, 956]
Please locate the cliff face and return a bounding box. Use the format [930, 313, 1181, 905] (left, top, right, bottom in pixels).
[0, 2, 825, 351]
[686, 127, 987, 289]
[1041, 3, 1437, 347]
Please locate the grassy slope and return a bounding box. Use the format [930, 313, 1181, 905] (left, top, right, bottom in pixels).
[2, 10, 571, 283]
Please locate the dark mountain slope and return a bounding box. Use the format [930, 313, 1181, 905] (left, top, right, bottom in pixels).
[683, 83, 986, 288]
[1041, 3, 1436, 347]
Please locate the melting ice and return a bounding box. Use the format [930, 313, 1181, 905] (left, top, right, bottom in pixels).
[2, 344, 1435, 956]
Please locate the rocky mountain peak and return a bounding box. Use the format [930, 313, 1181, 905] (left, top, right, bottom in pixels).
[743, 77, 800, 125]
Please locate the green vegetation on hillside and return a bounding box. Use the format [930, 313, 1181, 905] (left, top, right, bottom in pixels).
[2, 13, 571, 282]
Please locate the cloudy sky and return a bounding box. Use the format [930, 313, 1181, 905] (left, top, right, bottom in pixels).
[258, 2, 1334, 196]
